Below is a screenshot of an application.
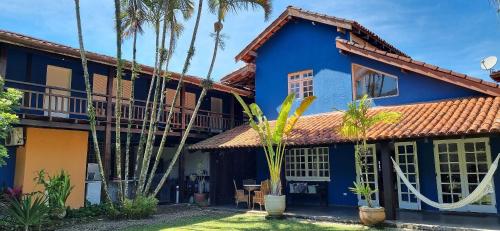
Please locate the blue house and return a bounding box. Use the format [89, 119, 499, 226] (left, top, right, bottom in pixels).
[0, 29, 252, 207]
[190, 6, 500, 218]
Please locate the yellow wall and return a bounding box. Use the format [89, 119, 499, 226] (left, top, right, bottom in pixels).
[14, 127, 89, 208]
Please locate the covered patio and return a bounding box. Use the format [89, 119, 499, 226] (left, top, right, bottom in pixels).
[211, 205, 500, 230]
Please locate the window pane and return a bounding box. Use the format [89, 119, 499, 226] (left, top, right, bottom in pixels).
[354, 66, 397, 99]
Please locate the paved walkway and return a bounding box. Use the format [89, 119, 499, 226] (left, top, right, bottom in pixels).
[211, 205, 500, 231]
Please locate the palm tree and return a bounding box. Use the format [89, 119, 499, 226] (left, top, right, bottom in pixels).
[233, 93, 315, 196]
[143, 0, 194, 194]
[151, 0, 271, 196]
[113, 0, 126, 202]
[339, 95, 401, 207]
[121, 0, 146, 198]
[73, 0, 112, 203]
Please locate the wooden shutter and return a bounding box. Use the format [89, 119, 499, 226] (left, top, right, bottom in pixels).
[92, 74, 107, 101]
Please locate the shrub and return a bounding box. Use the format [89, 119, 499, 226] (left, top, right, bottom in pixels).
[34, 170, 74, 217]
[120, 196, 158, 219]
[66, 201, 113, 219]
[6, 193, 49, 231]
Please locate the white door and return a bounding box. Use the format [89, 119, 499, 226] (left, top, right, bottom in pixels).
[395, 142, 421, 210]
[355, 144, 379, 206]
[44, 65, 71, 118]
[434, 138, 496, 213]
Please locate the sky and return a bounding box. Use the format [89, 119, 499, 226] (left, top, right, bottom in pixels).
[0, 0, 499, 81]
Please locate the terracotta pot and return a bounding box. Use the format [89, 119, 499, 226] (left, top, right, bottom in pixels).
[194, 193, 207, 206]
[358, 206, 385, 226]
[264, 195, 286, 216]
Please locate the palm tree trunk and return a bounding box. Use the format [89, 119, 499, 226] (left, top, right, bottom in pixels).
[133, 18, 161, 196]
[124, 29, 138, 198]
[152, 87, 207, 196]
[137, 16, 169, 194]
[143, 21, 176, 193]
[73, 0, 112, 203]
[113, 0, 125, 202]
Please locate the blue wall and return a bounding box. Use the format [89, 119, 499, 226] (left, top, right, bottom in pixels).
[0, 147, 17, 189]
[253, 135, 500, 214]
[254, 19, 483, 120]
[255, 19, 351, 119]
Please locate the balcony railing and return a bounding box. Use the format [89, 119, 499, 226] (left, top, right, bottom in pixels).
[5, 79, 240, 133]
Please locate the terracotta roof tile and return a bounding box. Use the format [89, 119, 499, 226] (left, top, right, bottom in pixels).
[189, 96, 500, 150]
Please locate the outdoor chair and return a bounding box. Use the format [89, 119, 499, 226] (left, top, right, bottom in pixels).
[252, 179, 270, 210]
[233, 179, 249, 208]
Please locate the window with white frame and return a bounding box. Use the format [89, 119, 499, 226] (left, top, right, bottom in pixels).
[285, 147, 330, 181]
[288, 70, 313, 99]
[352, 64, 398, 100]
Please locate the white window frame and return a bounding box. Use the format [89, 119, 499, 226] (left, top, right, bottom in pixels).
[285, 147, 330, 182]
[288, 70, 313, 99]
[351, 64, 399, 100]
[433, 137, 497, 213]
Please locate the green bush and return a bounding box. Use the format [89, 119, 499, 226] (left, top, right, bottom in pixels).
[120, 196, 158, 219]
[6, 193, 49, 231]
[66, 201, 113, 219]
[34, 169, 74, 217]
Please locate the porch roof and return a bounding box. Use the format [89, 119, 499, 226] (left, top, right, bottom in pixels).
[189, 96, 500, 150]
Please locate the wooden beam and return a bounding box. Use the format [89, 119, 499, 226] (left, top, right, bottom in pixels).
[178, 148, 186, 202]
[229, 96, 235, 128]
[380, 142, 397, 220]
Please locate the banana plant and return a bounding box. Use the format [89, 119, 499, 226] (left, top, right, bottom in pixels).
[233, 93, 316, 196]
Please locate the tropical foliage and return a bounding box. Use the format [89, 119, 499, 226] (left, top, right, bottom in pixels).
[340, 95, 401, 208]
[120, 195, 158, 219]
[0, 77, 22, 166]
[6, 193, 49, 231]
[233, 93, 316, 195]
[34, 170, 74, 215]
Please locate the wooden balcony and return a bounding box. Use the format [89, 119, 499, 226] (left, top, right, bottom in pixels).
[5, 79, 242, 135]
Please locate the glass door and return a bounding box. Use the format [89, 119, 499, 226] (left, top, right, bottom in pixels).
[395, 142, 421, 210]
[434, 138, 496, 213]
[355, 144, 379, 206]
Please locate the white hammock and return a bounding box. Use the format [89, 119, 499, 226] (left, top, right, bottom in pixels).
[391, 154, 500, 210]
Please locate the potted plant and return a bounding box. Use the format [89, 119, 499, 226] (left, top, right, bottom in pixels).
[339, 95, 401, 225]
[233, 93, 316, 217]
[194, 163, 208, 206]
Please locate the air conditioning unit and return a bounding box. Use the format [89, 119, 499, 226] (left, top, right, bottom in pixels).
[5, 127, 24, 146]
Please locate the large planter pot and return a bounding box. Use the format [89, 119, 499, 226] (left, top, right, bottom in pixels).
[358, 206, 385, 226]
[51, 207, 67, 219]
[194, 193, 207, 206]
[264, 195, 286, 216]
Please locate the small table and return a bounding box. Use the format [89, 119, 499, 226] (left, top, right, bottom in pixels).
[243, 184, 260, 209]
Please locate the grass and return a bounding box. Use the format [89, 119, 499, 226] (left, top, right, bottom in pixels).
[124, 212, 376, 231]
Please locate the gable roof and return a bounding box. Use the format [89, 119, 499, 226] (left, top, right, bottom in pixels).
[336, 38, 500, 96]
[235, 6, 407, 63]
[189, 96, 500, 150]
[220, 63, 256, 90]
[0, 29, 253, 97]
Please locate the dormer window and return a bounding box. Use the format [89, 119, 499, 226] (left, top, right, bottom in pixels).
[353, 64, 398, 100]
[288, 70, 313, 99]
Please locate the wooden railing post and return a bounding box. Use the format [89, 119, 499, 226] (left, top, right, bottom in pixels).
[48, 88, 52, 121]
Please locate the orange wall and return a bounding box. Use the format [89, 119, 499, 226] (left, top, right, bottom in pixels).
[14, 127, 89, 208]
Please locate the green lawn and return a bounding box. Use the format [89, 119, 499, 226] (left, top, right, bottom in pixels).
[124, 213, 374, 231]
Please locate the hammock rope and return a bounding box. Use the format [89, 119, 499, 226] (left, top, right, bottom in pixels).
[391, 154, 499, 210]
